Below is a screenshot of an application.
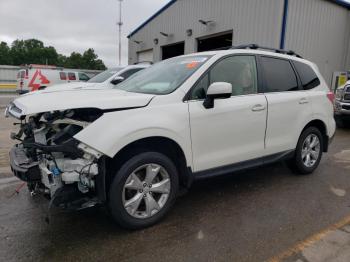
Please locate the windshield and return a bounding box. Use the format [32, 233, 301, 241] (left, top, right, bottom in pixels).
[88, 67, 123, 83]
[114, 56, 211, 95]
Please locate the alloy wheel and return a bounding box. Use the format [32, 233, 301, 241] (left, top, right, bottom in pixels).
[122, 163, 171, 219]
[301, 134, 321, 168]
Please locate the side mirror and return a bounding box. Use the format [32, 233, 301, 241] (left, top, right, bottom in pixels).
[110, 76, 124, 85]
[203, 82, 232, 109]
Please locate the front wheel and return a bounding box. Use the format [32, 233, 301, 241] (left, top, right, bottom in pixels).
[289, 127, 323, 175]
[108, 152, 179, 229]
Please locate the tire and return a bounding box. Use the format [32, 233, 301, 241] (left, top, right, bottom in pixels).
[108, 151, 179, 229]
[289, 126, 323, 175]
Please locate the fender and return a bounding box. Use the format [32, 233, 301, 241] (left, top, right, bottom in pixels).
[74, 102, 193, 168]
[292, 115, 328, 150]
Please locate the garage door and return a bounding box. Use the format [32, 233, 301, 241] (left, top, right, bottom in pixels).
[162, 42, 185, 60]
[197, 31, 233, 52]
[137, 49, 153, 63]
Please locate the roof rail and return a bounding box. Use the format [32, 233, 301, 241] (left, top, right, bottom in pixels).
[231, 44, 303, 58]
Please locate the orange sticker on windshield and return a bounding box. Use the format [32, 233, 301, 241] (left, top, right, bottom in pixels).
[186, 61, 199, 69]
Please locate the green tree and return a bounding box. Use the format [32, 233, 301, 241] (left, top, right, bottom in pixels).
[0, 38, 106, 70]
[9, 39, 26, 65]
[10, 39, 58, 65]
[0, 41, 12, 65]
[65, 52, 83, 69]
[57, 54, 68, 67]
[64, 49, 106, 70]
[82, 48, 106, 70]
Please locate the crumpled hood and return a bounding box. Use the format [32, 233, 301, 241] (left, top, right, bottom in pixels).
[10, 88, 154, 117]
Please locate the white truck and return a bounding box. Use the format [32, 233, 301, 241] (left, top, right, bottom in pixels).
[334, 80, 350, 127]
[16, 64, 90, 94]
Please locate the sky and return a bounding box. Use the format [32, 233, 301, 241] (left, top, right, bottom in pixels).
[0, 0, 169, 67]
[1, 0, 350, 68]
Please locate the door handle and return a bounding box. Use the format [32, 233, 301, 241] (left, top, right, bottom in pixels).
[299, 98, 309, 104]
[251, 104, 266, 112]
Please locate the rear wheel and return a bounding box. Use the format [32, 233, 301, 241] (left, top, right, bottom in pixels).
[289, 127, 323, 175]
[108, 152, 178, 229]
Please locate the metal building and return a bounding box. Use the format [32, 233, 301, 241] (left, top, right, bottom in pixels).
[127, 0, 350, 84]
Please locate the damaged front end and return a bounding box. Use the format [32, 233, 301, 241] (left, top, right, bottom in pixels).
[7, 106, 106, 210]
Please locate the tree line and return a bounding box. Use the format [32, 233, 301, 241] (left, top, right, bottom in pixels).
[0, 39, 106, 70]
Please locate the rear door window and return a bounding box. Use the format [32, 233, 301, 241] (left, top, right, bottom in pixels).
[60, 72, 67, 80]
[68, 72, 76, 81]
[260, 56, 298, 92]
[293, 61, 320, 90]
[119, 68, 144, 80]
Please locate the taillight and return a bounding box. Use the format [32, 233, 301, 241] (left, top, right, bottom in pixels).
[20, 81, 23, 88]
[327, 91, 335, 104]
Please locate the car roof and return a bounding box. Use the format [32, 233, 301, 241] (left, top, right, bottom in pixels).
[109, 67, 125, 71]
[109, 64, 150, 71]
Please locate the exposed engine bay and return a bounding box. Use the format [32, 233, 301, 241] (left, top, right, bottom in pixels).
[8, 107, 106, 209]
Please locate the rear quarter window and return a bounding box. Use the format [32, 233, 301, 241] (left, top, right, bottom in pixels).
[293, 61, 320, 90]
[260, 56, 298, 92]
[60, 72, 67, 80]
[119, 68, 144, 80]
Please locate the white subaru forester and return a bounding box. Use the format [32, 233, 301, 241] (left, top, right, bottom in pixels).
[6, 45, 336, 229]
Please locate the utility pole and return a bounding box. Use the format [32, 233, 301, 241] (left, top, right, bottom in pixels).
[117, 0, 123, 66]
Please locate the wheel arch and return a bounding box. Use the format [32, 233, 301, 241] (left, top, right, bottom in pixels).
[105, 136, 193, 196]
[300, 119, 329, 152]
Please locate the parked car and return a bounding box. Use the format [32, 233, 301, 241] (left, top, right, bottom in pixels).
[334, 80, 350, 127]
[45, 64, 150, 92]
[16, 64, 90, 94]
[6, 45, 335, 229]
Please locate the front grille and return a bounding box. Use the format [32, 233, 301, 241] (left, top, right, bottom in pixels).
[342, 105, 350, 110]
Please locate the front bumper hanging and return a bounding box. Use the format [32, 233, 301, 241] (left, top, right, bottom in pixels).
[9, 146, 41, 182]
[9, 144, 106, 210]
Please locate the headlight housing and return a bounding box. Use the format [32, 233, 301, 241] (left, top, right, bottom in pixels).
[335, 88, 344, 101]
[4, 102, 23, 119]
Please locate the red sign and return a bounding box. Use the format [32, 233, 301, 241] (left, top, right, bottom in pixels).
[28, 70, 50, 91]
